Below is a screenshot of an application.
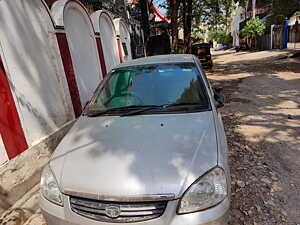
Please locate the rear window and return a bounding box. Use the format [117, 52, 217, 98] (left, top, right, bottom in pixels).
[192, 46, 210, 55]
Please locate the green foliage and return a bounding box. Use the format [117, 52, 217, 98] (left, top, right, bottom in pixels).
[240, 17, 266, 39]
[159, 0, 249, 29]
[193, 0, 249, 27]
[161, 0, 248, 51]
[208, 29, 232, 45]
[191, 27, 207, 42]
[192, 0, 233, 29]
[162, 0, 242, 29]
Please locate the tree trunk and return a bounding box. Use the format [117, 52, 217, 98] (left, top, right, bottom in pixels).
[170, 0, 181, 52]
[183, 0, 192, 53]
[182, 0, 186, 46]
[140, 0, 150, 45]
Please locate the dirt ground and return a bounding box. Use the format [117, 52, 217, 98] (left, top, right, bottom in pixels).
[208, 49, 300, 225]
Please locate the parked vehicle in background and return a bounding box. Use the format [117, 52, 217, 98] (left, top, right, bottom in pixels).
[214, 44, 231, 51]
[192, 43, 213, 69]
[146, 31, 171, 56]
[40, 54, 230, 225]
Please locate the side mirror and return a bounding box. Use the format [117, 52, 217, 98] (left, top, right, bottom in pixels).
[213, 87, 225, 108]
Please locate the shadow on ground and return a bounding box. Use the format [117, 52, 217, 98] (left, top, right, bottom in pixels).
[207, 52, 300, 225]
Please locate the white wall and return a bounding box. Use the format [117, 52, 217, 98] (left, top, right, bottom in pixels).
[114, 18, 132, 62]
[63, 1, 102, 106]
[0, 0, 131, 163]
[92, 11, 120, 73]
[0, 0, 74, 146]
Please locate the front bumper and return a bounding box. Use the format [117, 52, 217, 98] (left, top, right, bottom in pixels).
[40, 194, 229, 225]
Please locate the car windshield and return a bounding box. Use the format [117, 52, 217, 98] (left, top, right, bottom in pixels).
[86, 63, 210, 116]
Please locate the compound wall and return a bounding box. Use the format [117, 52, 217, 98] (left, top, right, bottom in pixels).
[0, 0, 128, 166]
[0, 0, 74, 164]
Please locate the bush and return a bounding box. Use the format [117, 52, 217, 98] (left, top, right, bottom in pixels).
[208, 29, 232, 45]
[241, 17, 266, 39]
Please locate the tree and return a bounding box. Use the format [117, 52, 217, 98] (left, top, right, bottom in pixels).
[170, 0, 181, 51]
[191, 27, 207, 43]
[183, 0, 193, 53]
[240, 17, 266, 39]
[208, 28, 232, 45]
[193, 0, 236, 30]
[240, 17, 266, 48]
[163, 0, 193, 53]
[165, 0, 247, 52]
[140, 0, 151, 42]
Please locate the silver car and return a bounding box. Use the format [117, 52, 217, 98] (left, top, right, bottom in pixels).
[40, 54, 230, 225]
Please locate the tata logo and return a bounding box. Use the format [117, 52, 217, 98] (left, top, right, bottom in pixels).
[105, 205, 121, 218]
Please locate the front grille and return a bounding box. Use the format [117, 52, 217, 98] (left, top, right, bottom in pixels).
[70, 196, 168, 223]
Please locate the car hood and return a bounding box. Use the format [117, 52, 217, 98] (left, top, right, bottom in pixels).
[50, 112, 218, 200]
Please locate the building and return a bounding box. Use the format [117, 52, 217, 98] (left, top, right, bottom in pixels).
[288, 11, 300, 48]
[230, 0, 275, 49]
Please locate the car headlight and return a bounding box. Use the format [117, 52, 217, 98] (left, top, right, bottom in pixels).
[177, 167, 227, 214]
[40, 164, 63, 206]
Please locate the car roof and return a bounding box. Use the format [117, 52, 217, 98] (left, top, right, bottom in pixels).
[114, 54, 196, 69]
[192, 43, 210, 48]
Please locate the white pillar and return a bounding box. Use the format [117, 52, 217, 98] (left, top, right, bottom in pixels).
[252, 0, 256, 18]
[270, 25, 274, 49]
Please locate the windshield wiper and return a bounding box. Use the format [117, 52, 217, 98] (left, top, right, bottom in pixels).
[121, 102, 206, 116]
[85, 105, 161, 117]
[86, 103, 207, 117]
[163, 102, 204, 108]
